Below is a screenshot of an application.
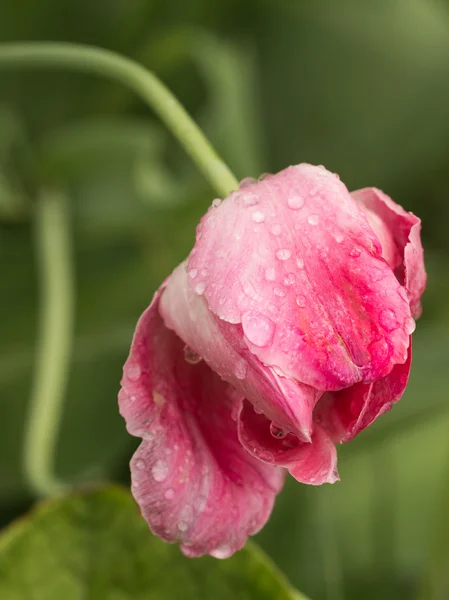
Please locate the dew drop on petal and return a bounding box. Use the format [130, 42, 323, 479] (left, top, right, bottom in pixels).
[178, 521, 189, 532]
[296, 295, 306, 308]
[284, 273, 296, 286]
[276, 248, 291, 261]
[405, 316, 416, 334]
[152, 460, 169, 482]
[287, 195, 305, 210]
[350, 248, 362, 258]
[334, 233, 344, 243]
[188, 268, 198, 279]
[234, 358, 248, 380]
[252, 211, 266, 223]
[183, 345, 202, 365]
[242, 311, 275, 347]
[164, 488, 175, 500]
[211, 198, 222, 208]
[270, 422, 287, 439]
[308, 214, 319, 226]
[379, 308, 400, 332]
[271, 224, 282, 236]
[240, 177, 257, 188]
[274, 287, 285, 297]
[127, 364, 141, 381]
[265, 267, 276, 281]
[135, 458, 146, 470]
[194, 281, 206, 295]
[243, 193, 259, 207]
[296, 257, 304, 269]
[210, 544, 233, 559]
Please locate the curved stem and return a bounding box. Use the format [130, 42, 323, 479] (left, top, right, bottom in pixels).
[0, 42, 238, 198]
[24, 190, 74, 496]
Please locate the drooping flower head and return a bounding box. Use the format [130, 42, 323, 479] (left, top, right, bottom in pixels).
[119, 164, 426, 558]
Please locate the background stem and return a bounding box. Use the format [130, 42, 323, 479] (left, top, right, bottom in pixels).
[23, 190, 74, 496]
[0, 42, 239, 198]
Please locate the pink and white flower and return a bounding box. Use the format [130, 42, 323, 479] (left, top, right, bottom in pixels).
[119, 164, 426, 558]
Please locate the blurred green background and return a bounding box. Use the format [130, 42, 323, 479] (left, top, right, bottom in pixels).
[1, 0, 449, 598]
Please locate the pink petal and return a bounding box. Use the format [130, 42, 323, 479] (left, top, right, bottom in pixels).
[118, 288, 284, 558]
[238, 400, 339, 485]
[160, 263, 322, 442]
[352, 187, 426, 318]
[315, 344, 412, 443]
[187, 164, 412, 391]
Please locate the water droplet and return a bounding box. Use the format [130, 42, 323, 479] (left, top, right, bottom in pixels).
[308, 214, 319, 225]
[270, 423, 287, 438]
[152, 391, 165, 407]
[210, 544, 233, 559]
[296, 257, 304, 269]
[271, 224, 282, 236]
[127, 364, 141, 381]
[243, 193, 258, 207]
[194, 281, 206, 295]
[212, 198, 222, 208]
[242, 311, 275, 347]
[276, 248, 291, 261]
[164, 488, 175, 500]
[188, 268, 198, 279]
[309, 185, 321, 196]
[405, 316, 416, 334]
[349, 248, 361, 258]
[334, 233, 344, 243]
[135, 458, 146, 470]
[196, 231, 202, 241]
[274, 287, 285, 297]
[296, 295, 306, 307]
[183, 346, 202, 364]
[265, 267, 276, 281]
[240, 177, 257, 188]
[152, 460, 168, 482]
[287, 195, 305, 210]
[234, 359, 248, 380]
[379, 308, 400, 332]
[252, 211, 266, 223]
[201, 268, 209, 277]
[284, 273, 296, 286]
[178, 521, 188, 532]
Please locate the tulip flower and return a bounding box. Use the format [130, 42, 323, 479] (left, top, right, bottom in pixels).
[119, 163, 426, 558]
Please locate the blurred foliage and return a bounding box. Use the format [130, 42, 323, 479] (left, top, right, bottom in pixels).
[1, 0, 449, 599]
[0, 486, 305, 600]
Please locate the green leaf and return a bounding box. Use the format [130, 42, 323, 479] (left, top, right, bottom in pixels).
[0, 485, 307, 600]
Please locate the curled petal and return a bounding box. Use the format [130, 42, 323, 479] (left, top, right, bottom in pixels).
[187, 164, 411, 390]
[118, 288, 284, 558]
[238, 400, 339, 486]
[315, 344, 412, 443]
[352, 187, 426, 318]
[160, 263, 322, 441]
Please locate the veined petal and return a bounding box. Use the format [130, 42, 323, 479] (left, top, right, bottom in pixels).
[160, 263, 322, 442]
[352, 187, 426, 318]
[118, 288, 284, 558]
[238, 400, 339, 486]
[315, 344, 412, 443]
[187, 164, 412, 391]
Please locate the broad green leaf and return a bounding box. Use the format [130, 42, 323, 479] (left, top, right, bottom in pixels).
[0, 485, 306, 600]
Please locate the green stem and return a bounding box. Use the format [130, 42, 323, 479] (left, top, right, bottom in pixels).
[24, 190, 74, 496]
[0, 42, 238, 198]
